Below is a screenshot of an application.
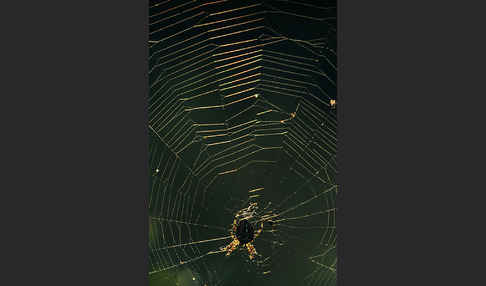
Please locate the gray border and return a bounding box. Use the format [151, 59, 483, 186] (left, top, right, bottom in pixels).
[3, 0, 149, 285]
[339, 0, 484, 285]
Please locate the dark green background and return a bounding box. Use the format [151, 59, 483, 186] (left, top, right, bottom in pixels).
[148, 1, 337, 285]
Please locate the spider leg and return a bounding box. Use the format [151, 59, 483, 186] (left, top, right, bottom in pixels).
[231, 219, 237, 234]
[224, 239, 239, 256]
[220, 218, 242, 257]
[246, 242, 257, 260]
[253, 222, 264, 239]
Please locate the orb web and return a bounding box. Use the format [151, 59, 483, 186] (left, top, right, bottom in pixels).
[148, 0, 337, 285]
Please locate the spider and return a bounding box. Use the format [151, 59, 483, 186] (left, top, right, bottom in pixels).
[221, 218, 264, 260]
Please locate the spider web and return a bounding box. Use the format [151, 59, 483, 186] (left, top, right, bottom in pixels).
[148, 1, 337, 285]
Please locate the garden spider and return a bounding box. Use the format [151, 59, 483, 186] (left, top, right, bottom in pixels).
[220, 203, 264, 260]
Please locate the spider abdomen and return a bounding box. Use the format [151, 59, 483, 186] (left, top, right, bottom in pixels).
[235, 219, 254, 244]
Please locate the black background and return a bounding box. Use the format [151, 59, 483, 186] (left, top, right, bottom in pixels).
[2, 0, 485, 285]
